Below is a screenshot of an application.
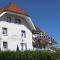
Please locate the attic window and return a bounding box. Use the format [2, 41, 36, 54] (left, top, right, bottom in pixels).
[15, 19, 21, 24]
[7, 17, 11, 22]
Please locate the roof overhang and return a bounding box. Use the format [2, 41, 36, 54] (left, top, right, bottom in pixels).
[0, 12, 6, 17]
[0, 11, 36, 30]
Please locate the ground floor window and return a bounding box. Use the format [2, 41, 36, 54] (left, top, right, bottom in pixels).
[3, 42, 8, 49]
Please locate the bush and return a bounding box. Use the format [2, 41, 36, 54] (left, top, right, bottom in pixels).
[0, 50, 60, 60]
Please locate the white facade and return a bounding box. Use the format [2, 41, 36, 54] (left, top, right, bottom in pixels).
[0, 12, 35, 51]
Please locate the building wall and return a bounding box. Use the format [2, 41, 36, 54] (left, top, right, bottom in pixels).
[0, 14, 32, 30]
[0, 14, 33, 51]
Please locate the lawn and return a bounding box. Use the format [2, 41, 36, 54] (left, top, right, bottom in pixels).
[0, 50, 60, 60]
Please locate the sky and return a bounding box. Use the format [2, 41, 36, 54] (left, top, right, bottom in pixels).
[0, 0, 60, 47]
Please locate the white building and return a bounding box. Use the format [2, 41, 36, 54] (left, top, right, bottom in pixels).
[0, 3, 35, 51]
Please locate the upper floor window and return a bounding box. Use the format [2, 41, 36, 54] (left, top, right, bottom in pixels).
[15, 19, 21, 24]
[21, 30, 26, 38]
[7, 17, 11, 22]
[2, 28, 7, 36]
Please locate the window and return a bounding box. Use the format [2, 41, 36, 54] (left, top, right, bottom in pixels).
[44, 36, 46, 38]
[21, 30, 26, 38]
[3, 42, 8, 49]
[39, 35, 41, 38]
[15, 19, 21, 24]
[2, 28, 7, 36]
[7, 17, 11, 22]
[40, 32, 43, 36]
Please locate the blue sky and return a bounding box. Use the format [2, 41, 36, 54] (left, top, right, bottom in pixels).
[0, 0, 60, 47]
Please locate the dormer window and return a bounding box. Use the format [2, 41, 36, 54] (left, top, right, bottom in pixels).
[7, 17, 11, 22]
[15, 19, 21, 24]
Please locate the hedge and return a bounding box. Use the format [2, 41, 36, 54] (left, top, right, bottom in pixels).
[0, 50, 60, 60]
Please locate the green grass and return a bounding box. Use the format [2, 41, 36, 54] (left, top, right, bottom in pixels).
[0, 50, 60, 60]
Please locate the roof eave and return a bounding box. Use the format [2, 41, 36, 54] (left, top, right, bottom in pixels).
[0, 11, 36, 30]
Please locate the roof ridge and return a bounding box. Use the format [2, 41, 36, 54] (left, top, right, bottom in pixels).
[4, 2, 12, 9]
[4, 3, 24, 11]
[0, 3, 28, 16]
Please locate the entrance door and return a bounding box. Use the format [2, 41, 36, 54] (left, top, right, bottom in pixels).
[20, 43, 27, 51]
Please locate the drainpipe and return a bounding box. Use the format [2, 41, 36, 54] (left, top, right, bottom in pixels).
[21, 38, 23, 51]
[21, 35, 24, 51]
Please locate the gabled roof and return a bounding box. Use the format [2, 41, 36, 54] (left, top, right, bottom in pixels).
[0, 3, 35, 30]
[0, 3, 28, 16]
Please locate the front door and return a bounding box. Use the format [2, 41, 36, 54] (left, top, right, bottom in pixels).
[20, 43, 27, 51]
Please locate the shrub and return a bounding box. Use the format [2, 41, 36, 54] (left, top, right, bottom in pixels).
[0, 50, 60, 60]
